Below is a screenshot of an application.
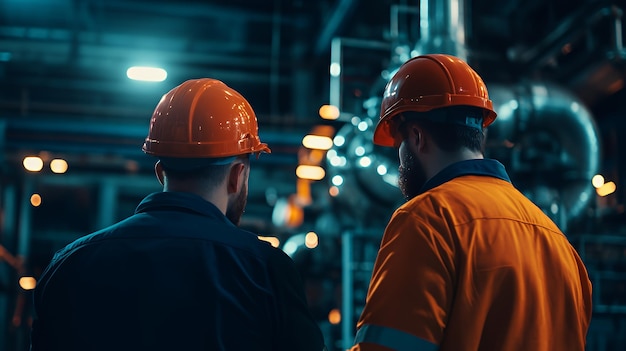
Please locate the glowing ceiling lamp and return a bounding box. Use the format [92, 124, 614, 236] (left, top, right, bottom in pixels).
[19, 276, 37, 290]
[328, 308, 341, 325]
[50, 159, 68, 174]
[304, 231, 319, 249]
[30, 194, 42, 207]
[319, 104, 340, 120]
[23, 156, 43, 172]
[126, 66, 167, 82]
[591, 174, 605, 188]
[596, 181, 616, 197]
[296, 165, 325, 181]
[302, 135, 333, 150]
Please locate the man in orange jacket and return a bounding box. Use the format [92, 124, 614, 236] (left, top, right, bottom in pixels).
[350, 54, 592, 351]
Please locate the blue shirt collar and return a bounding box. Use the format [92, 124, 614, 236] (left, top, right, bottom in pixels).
[419, 159, 511, 193]
[135, 191, 234, 226]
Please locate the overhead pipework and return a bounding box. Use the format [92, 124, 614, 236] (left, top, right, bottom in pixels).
[324, 115, 403, 227]
[413, 0, 468, 60]
[487, 82, 601, 231]
[325, 0, 602, 233]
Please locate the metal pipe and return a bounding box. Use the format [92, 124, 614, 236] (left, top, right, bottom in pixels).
[314, 0, 358, 56]
[0, 184, 17, 351]
[270, 0, 282, 117]
[97, 180, 117, 229]
[487, 82, 601, 230]
[611, 6, 624, 54]
[329, 38, 343, 110]
[415, 0, 467, 60]
[17, 177, 34, 259]
[389, 4, 419, 41]
[329, 37, 390, 113]
[341, 231, 354, 351]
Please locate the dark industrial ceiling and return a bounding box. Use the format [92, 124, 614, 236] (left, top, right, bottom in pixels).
[1, 0, 625, 228]
[3, 0, 624, 123]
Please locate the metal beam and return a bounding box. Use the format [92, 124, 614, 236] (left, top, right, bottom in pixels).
[314, 0, 359, 56]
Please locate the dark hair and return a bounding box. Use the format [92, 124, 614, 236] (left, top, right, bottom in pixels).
[402, 106, 486, 153]
[161, 154, 250, 189]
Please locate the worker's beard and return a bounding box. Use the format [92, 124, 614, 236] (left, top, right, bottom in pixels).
[226, 185, 248, 226]
[398, 150, 428, 201]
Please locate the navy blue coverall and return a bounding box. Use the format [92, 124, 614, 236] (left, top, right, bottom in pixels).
[30, 191, 325, 351]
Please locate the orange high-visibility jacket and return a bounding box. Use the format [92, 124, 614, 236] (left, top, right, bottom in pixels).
[352, 159, 592, 351]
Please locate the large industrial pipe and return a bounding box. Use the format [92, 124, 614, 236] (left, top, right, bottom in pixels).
[415, 0, 467, 60]
[487, 82, 601, 231]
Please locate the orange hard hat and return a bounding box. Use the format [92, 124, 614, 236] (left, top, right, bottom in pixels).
[373, 54, 497, 147]
[142, 78, 271, 159]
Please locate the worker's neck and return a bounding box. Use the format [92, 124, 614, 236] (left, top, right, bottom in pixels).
[163, 181, 228, 215]
[424, 148, 484, 180]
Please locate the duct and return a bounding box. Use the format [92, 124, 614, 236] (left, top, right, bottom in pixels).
[414, 0, 467, 60]
[487, 82, 601, 231]
[324, 115, 403, 227]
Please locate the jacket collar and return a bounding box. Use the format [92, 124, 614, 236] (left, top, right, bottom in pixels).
[135, 191, 233, 225]
[420, 159, 511, 194]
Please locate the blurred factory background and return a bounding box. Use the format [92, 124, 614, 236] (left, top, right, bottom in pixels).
[0, 0, 625, 349]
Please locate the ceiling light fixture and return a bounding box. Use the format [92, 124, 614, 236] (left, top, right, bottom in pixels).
[126, 66, 167, 82]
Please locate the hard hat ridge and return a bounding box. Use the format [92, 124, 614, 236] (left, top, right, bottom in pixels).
[142, 78, 271, 159]
[373, 54, 497, 147]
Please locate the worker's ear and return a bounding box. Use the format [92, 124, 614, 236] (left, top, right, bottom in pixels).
[226, 162, 246, 194]
[415, 127, 426, 152]
[407, 123, 426, 153]
[154, 161, 165, 185]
